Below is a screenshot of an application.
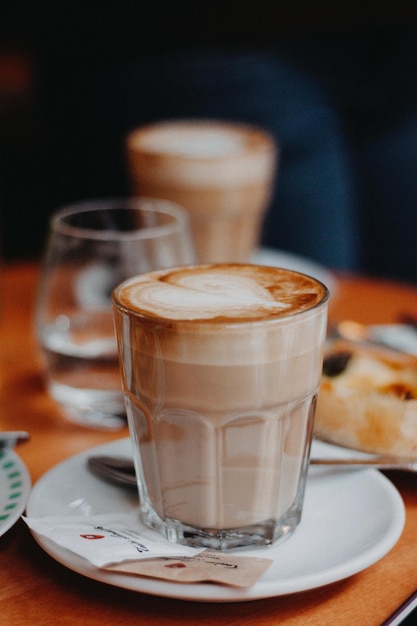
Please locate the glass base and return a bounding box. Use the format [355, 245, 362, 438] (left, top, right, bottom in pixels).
[140, 504, 302, 551]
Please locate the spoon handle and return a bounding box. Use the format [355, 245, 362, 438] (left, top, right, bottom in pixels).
[87, 452, 417, 490]
[311, 456, 417, 471]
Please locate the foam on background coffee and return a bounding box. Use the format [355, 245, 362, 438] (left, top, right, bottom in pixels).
[113, 264, 328, 549]
[126, 121, 277, 264]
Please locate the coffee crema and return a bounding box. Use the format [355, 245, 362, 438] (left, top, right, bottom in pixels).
[114, 264, 326, 322]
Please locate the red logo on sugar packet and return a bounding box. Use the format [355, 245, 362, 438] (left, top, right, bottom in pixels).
[80, 534, 105, 540]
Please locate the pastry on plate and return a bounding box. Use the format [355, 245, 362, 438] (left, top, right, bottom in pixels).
[314, 338, 417, 456]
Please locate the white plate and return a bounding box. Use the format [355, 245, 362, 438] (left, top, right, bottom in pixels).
[252, 247, 336, 293]
[26, 438, 404, 603]
[0, 448, 31, 537]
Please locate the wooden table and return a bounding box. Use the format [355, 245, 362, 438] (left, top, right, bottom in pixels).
[2, 261, 417, 625]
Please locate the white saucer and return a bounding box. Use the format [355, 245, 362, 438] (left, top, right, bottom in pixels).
[26, 438, 404, 603]
[0, 448, 31, 537]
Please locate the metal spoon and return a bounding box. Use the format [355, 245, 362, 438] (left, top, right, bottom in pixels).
[87, 451, 417, 489]
[310, 455, 417, 471]
[87, 455, 137, 487]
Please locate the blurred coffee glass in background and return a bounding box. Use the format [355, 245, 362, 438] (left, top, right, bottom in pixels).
[35, 197, 195, 430]
[126, 120, 277, 264]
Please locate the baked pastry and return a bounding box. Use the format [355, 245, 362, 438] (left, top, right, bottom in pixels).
[314, 339, 417, 456]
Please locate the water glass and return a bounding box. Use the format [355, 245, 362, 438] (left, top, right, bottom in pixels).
[35, 197, 195, 430]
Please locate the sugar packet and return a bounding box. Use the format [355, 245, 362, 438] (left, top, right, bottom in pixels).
[106, 550, 273, 588]
[23, 513, 273, 587]
[23, 513, 204, 566]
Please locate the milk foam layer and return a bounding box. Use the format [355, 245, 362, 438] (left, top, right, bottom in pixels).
[129, 121, 266, 158]
[135, 126, 246, 158]
[115, 264, 327, 322]
[127, 120, 277, 187]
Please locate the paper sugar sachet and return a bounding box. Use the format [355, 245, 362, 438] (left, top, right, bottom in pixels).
[23, 513, 204, 566]
[106, 550, 273, 588]
[23, 513, 273, 588]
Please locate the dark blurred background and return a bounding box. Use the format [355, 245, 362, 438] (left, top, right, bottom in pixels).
[1, 2, 417, 282]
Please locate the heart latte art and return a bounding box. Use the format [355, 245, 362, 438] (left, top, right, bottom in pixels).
[114, 264, 325, 321]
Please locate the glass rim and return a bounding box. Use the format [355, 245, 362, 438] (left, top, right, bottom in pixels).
[112, 264, 329, 328]
[49, 197, 190, 241]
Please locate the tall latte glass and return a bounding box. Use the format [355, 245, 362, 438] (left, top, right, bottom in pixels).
[126, 120, 277, 264]
[112, 264, 328, 549]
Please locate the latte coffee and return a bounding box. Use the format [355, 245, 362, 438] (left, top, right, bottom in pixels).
[112, 264, 328, 549]
[126, 120, 277, 263]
